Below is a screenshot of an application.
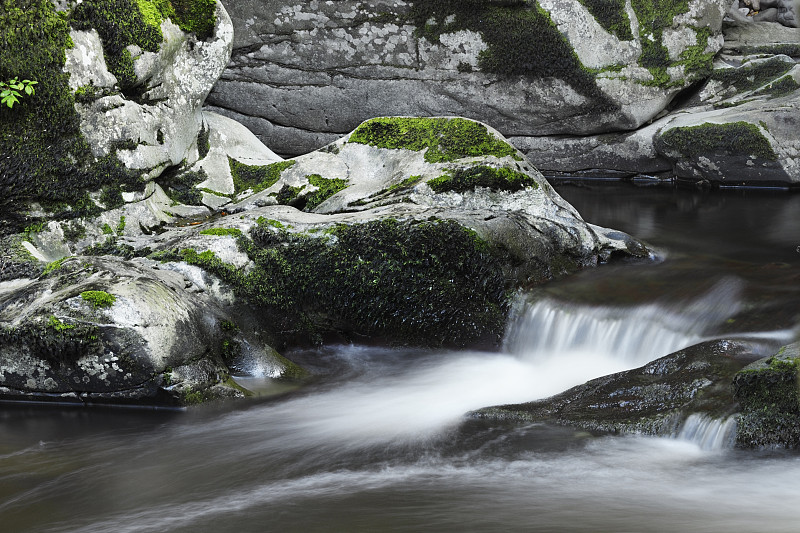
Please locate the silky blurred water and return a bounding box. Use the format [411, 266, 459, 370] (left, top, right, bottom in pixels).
[1, 184, 799, 532]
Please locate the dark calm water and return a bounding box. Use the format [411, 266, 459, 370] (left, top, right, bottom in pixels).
[2, 183, 799, 532]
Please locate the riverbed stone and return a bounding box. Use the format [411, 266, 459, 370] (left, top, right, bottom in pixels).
[733, 342, 800, 448]
[471, 339, 764, 436]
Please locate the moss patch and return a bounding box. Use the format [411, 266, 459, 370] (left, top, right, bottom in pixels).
[575, 0, 633, 40]
[304, 174, 348, 211]
[348, 117, 521, 163]
[752, 75, 800, 99]
[199, 227, 242, 237]
[428, 166, 538, 194]
[80, 290, 117, 308]
[229, 158, 295, 195]
[709, 58, 794, 94]
[157, 168, 207, 205]
[180, 218, 510, 347]
[659, 121, 777, 161]
[629, 0, 690, 87]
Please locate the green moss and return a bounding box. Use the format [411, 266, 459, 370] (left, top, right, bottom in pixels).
[629, 0, 690, 87]
[220, 319, 238, 332]
[0, 0, 141, 230]
[71, 0, 164, 90]
[199, 227, 242, 237]
[256, 217, 289, 230]
[710, 58, 794, 94]
[407, 1, 616, 109]
[197, 121, 211, 158]
[157, 168, 206, 205]
[80, 289, 116, 308]
[388, 175, 423, 193]
[116, 215, 126, 235]
[575, 0, 633, 40]
[48, 315, 75, 332]
[0, 319, 101, 366]
[276, 184, 305, 206]
[72, 0, 217, 92]
[427, 166, 538, 193]
[101, 223, 114, 235]
[679, 26, 715, 80]
[100, 185, 125, 210]
[229, 158, 295, 195]
[348, 117, 521, 163]
[180, 219, 509, 347]
[42, 257, 67, 276]
[84, 236, 150, 259]
[732, 44, 800, 58]
[659, 121, 777, 161]
[304, 174, 348, 211]
[168, 0, 217, 40]
[752, 75, 800, 99]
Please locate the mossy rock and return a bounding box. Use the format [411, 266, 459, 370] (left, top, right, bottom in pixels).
[733, 343, 800, 448]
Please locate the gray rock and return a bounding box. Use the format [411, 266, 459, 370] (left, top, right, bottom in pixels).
[509, 25, 800, 185]
[0, 256, 276, 406]
[208, 0, 729, 156]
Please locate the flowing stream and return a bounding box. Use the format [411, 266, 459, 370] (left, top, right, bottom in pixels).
[2, 184, 800, 531]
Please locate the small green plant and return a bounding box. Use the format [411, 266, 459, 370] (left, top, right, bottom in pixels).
[42, 257, 67, 276]
[48, 315, 75, 332]
[116, 216, 126, 236]
[80, 290, 117, 309]
[0, 78, 37, 108]
[199, 227, 242, 237]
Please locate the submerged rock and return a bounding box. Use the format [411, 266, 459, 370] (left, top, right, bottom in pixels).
[472, 339, 763, 436]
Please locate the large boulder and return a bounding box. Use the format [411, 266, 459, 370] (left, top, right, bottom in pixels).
[13, 117, 649, 386]
[513, 20, 800, 186]
[0, 255, 301, 406]
[207, 0, 729, 156]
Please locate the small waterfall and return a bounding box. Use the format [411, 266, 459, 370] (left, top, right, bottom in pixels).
[504, 279, 742, 367]
[676, 414, 738, 451]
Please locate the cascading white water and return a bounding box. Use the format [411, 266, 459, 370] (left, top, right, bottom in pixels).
[676, 414, 738, 451]
[504, 278, 743, 367]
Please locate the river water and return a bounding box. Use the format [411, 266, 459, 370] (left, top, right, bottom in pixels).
[2, 184, 800, 532]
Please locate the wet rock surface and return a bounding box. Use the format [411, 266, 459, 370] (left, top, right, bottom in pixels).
[471, 339, 766, 436]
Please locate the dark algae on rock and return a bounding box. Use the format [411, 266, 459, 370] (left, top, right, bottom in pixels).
[733, 343, 800, 448]
[407, 0, 617, 108]
[658, 121, 778, 162]
[182, 218, 510, 347]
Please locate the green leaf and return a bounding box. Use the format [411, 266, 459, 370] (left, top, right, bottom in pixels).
[25, 85, 34, 95]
